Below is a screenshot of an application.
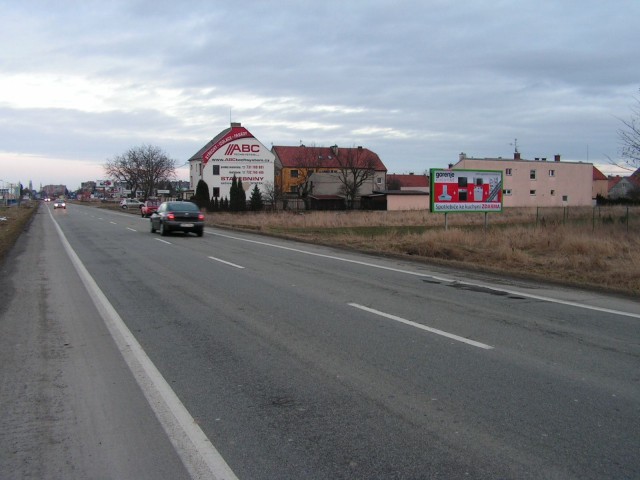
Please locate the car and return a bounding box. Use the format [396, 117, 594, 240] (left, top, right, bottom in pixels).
[140, 200, 160, 218]
[120, 198, 144, 210]
[150, 201, 205, 237]
[53, 199, 66, 209]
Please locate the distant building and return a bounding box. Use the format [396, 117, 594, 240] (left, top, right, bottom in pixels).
[188, 122, 275, 202]
[452, 152, 595, 207]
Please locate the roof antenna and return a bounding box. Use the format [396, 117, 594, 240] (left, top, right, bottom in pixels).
[510, 138, 519, 154]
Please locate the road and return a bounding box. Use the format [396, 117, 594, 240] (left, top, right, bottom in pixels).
[1, 202, 639, 479]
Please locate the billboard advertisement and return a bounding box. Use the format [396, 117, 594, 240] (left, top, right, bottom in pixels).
[200, 125, 275, 199]
[430, 169, 503, 213]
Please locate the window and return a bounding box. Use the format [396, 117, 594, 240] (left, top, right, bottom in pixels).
[213, 187, 220, 198]
[212, 165, 220, 175]
[505, 168, 512, 176]
[562, 195, 568, 202]
[550, 189, 555, 196]
[530, 189, 536, 195]
[290, 185, 298, 193]
[503, 189, 512, 196]
[530, 169, 536, 180]
[376, 177, 382, 184]
[290, 169, 299, 178]
[549, 169, 555, 177]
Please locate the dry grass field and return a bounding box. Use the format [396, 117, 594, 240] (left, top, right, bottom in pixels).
[0, 203, 38, 263]
[206, 207, 640, 297]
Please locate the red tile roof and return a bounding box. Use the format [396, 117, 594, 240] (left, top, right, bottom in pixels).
[387, 174, 429, 188]
[592, 166, 607, 181]
[273, 145, 386, 171]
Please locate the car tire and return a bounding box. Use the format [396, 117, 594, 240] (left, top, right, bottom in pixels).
[150, 222, 156, 233]
[196, 228, 203, 237]
[160, 222, 168, 236]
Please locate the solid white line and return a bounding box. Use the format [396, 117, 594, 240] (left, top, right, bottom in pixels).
[349, 303, 494, 350]
[208, 256, 245, 269]
[155, 238, 172, 245]
[49, 210, 239, 480]
[110, 221, 117, 225]
[127, 227, 137, 232]
[211, 231, 640, 319]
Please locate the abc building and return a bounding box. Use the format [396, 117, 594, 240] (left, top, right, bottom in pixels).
[188, 122, 275, 201]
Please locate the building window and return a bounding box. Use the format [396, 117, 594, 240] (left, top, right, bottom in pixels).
[562, 195, 568, 202]
[503, 189, 512, 196]
[213, 187, 220, 198]
[549, 169, 555, 177]
[290, 185, 298, 193]
[212, 165, 220, 175]
[290, 169, 299, 178]
[376, 177, 382, 184]
[530, 169, 536, 180]
[530, 189, 536, 195]
[505, 168, 512, 176]
[550, 189, 555, 196]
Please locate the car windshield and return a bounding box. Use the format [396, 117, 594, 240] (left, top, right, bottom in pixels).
[167, 202, 199, 212]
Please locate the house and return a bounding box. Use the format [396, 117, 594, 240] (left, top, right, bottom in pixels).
[188, 122, 275, 202]
[272, 144, 387, 207]
[452, 152, 595, 207]
[592, 166, 608, 199]
[386, 173, 429, 193]
[608, 173, 640, 199]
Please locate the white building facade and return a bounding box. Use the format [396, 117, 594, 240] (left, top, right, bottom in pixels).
[189, 123, 275, 201]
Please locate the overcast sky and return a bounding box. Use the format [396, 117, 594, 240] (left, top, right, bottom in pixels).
[1, 0, 638, 190]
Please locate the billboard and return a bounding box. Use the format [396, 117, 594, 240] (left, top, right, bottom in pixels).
[430, 169, 503, 213]
[200, 125, 275, 199]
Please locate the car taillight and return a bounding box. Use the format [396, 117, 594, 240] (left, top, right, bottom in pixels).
[198, 213, 205, 220]
[167, 213, 175, 220]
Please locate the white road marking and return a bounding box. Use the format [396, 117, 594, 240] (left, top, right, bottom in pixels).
[208, 256, 245, 269]
[349, 303, 494, 350]
[110, 221, 117, 225]
[127, 227, 137, 232]
[211, 231, 640, 319]
[49, 210, 238, 480]
[155, 238, 172, 245]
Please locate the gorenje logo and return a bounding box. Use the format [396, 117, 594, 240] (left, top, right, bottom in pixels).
[225, 144, 260, 155]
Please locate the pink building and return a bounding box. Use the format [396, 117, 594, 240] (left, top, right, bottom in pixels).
[453, 153, 595, 207]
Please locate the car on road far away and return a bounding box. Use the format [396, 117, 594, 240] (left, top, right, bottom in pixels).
[141, 200, 160, 218]
[150, 201, 205, 237]
[53, 199, 66, 209]
[120, 198, 144, 210]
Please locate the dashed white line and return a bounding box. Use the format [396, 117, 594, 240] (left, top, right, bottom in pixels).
[127, 227, 137, 232]
[349, 303, 494, 350]
[155, 238, 172, 245]
[208, 256, 245, 269]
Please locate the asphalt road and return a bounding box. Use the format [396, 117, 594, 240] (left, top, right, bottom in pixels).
[1, 202, 639, 479]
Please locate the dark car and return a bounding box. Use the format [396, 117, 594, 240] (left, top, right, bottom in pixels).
[150, 201, 205, 237]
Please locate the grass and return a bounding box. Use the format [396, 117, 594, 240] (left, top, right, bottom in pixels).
[0, 202, 38, 263]
[206, 208, 640, 297]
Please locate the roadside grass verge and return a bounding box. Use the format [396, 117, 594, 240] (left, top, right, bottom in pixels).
[207, 209, 640, 296]
[0, 202, 38, 263]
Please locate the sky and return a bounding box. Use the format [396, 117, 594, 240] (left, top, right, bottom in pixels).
[1, 0, 638, 191]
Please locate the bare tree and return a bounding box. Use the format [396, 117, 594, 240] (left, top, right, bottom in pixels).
[262, 181, 284, 210]
[105, 145, 176, 198]
[291, 144, 325, 207]
[617, 90, 640, 171]
[334, 146, 378, 209]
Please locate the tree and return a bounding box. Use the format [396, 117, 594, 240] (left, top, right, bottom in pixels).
[194, 179, 210, 209]
[617, 89, 640, 170]
[249, 184, 264, 211]
[104, 144, 176, 198]
[334, 146, 379, 209]
[237, 178, 246, 211]
[262, 180, 283, 210]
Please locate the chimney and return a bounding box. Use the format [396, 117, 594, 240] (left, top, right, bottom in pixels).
[554, 154, 561, 162]
[459, 152, 466, 161]
[231, 122, 241, 128]
[514, 152, 521, 160]
[331, 144, 338, 156]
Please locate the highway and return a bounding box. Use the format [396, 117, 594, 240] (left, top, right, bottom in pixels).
[1, 202, 639, 479]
